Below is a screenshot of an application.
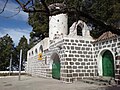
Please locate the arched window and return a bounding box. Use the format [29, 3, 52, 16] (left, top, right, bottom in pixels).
[32, 51, 34, 55]
[35, 48, 38, 54]
[77, 25, 82, 36]
[39, 45, 43, 53]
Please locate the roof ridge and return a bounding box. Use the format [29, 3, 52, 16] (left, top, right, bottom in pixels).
[95, 31, 117, 42]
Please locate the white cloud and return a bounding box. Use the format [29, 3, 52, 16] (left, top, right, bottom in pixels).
[0, 0, 28, 21]
[0, 27, 32, 46]
[0, 1, 32, 46]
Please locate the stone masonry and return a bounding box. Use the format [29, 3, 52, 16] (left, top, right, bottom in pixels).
[26, 11, 120, 84]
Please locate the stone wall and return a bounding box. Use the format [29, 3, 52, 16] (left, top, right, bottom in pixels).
[26, 37, 95, 83]
[26, 38, 50, 77]
[26, 35, 120, 84]
[26, 39, 64, 79]
[94, 36, 120, 83]
[60, 37, 94, 83]
[27, 55, 47, 77]
[115, 55, 120, 84]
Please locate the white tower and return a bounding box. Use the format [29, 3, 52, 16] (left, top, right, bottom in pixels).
[49, 13, 68, 41]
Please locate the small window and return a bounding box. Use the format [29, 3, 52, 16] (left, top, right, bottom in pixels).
[35, 48, 38, 54]
[39, 45, 43, 53]
[29, 53, 31, 56]
[57, 20, 59, 22]
[32, 51, 34, 55]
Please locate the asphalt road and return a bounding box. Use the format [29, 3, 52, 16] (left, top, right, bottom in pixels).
[0, 76, 120, 90]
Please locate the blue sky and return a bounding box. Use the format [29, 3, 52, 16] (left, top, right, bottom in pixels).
[0, 0, 32, 46]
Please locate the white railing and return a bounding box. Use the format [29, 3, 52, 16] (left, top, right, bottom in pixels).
[0, 71, 25, 73]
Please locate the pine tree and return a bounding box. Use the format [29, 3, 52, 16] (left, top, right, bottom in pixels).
[87, 0, 120, 38]
[16, 36, 29, 70]
[0, 34, 14, 71]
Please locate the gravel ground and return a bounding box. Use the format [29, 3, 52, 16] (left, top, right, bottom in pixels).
[0, 75, 119, 90]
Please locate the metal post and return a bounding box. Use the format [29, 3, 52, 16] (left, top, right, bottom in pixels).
[9, 54, 12, 76]
[19, 49, 22, 80]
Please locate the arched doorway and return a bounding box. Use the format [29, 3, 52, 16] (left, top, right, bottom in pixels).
[51, 53, 60, 80]
[102, 50, 115, 77]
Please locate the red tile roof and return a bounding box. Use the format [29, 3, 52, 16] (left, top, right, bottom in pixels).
[94, 31, 118, 42]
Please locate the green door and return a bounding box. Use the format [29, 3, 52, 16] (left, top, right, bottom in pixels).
[52, 62, 60, 80]
[102, 50, 115, 77]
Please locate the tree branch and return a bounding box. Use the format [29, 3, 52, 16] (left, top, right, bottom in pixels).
[15, 0, 50, 14]
[23, 9, 46, 13]
[15, 0, 120, 35]
[0, 0, 8, 14]
[40, 0, 50, 15]
[15, 0, 26, 10]
[24, 0, 32, 7]
[2, 7, 21, 18]
[68, 8, 120, 35]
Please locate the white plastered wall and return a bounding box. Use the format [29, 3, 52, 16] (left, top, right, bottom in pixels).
[49, 13, 68, 41]
[27, 38, 49, 59]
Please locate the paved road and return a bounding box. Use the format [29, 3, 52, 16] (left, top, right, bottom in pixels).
[0, 76, 119, 90]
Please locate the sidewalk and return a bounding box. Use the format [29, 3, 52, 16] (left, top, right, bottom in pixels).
[0, 75, 119, 90]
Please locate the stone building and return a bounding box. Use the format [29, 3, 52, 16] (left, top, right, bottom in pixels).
[26, 4, 120, 84]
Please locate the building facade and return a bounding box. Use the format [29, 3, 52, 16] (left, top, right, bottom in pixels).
[26, 12, 120, 84]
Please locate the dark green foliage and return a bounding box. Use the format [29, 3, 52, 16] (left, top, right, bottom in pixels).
[28, 0, 49, 47]
[0, 34, 14, 71]
[12, 47, 19, 70]
[16, 36, 29, 70]
[87, 0, 120, 38]
[28, 0, 120, 42]
[0, 34, 29, 71]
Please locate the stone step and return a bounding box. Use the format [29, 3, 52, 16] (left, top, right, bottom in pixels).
[88, 77, 111, 83]
[80, 78, 109, 86]
[90, 76, 112, 82]
[78, 77, 117, 86]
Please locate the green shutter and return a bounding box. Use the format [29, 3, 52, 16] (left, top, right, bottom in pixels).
[52, 62, 60, 80]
